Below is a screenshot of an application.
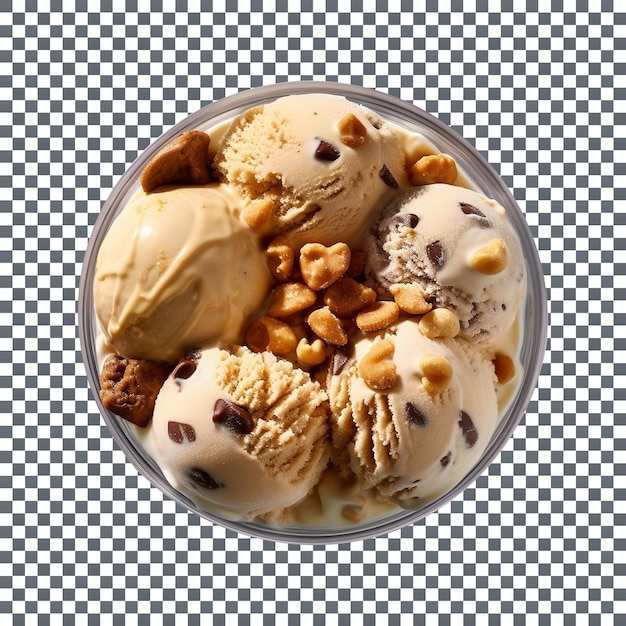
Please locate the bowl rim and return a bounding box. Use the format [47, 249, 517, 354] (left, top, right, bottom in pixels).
[78, 79, 548, 545]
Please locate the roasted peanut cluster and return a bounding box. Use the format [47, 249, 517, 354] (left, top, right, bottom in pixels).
[244, 234, 470, 391]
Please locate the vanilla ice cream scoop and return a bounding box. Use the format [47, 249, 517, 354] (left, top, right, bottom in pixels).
[94, 184, 271, 362]
[213, 93, 408, 248]
[366, 183, 526, 341]
[328, 319, 498, 505]
[150, 346, 330, 520]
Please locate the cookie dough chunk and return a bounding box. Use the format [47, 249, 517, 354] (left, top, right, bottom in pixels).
[100, 354, 173, 426]
[140, 130, 211, 192]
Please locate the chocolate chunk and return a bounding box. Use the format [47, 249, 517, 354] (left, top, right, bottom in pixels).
[440, 453, 451, 467]
[315, 140, 340, 161]
[393, 213, 419, 229]
[379, 164, 398, 188]
[188, 467, 221, 489]
[173, 358, 197, 383]
[167, 421, 196, 444]
[213, 398, 254, 435]
[332, 344, 353, 375]
[426, 240, 445, 269]
[405, 402, 427, 426]
[458, 410, 478, 448]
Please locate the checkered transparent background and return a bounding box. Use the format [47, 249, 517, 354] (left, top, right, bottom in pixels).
[3, 2, 625, 623]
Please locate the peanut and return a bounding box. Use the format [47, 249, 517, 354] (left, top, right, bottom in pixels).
[418, 308, 460, 339]
[337, 113, 368, 148]
[469, 238, 508, 275]
[245, 317, 297, 356]
[307, 307, 348, 346]
[296, 337, 328, 368]
[420, 354, 453, 396]
[389, 283, 432, 315]
[493, 353, 515, 384]
[323, 277, 377, 318]
[267, 282, 317, 318]
[266, 234, 295, 282]
[299, 242, 351, 291]
[408, 153, 458, 186]
[358, 338, 397, 391]
[242, 198, 275, 233]
[356, 301, 400, 333]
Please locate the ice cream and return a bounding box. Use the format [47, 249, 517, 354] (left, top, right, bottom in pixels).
[213, 93, 408, 247]
[94, 184, 272, 363]
[365, 183, 526, 341]
[149, 345, 330, 520]
[92, 91, 529, 528]
[328, 319, 498, 505]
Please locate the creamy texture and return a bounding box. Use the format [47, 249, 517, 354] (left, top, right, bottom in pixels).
[213, 93, 408, 247]
[328, 319, 498, 504]
[94, 184, 271, 362]
[150, 346, 330, 520]
[366, 183, 526, 341]
[95, 94, 529, 528]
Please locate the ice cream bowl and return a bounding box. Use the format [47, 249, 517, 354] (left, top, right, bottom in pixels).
[79, 81, 547, 544]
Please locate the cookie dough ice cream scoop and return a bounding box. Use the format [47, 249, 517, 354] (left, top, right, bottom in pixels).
[213, 93, 408, 248]
[150, 346, 330, 520]
[328, 319, 498, 505]
[366, 183, 526, 341]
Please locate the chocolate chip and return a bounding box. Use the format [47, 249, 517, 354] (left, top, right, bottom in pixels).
[213, 398, 254, 435]
[167, 421, 196, 444]
[173, 358, 197, 382]
[426, 240, 445, 269]
[332, 344, 353, 375]
[459, 202, 486, 218]
[393, 213, 419, 229]
[459, 202, 489, 226]
[379, 164, 398, 188]
[188, 467, 221, 489]
[405, 402, 427, 426]
[315, 140, 340, 161]
[458, 410, 478, 448]
[440, 453, 451, 467]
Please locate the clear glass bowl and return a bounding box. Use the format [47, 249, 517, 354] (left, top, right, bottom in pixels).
[79, 81, 547, 544]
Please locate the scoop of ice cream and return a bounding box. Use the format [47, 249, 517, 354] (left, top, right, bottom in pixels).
[94, 184, 272, 362]
[213, 93, 408, 248]
[150, 346, 330, 520]
[328, 319, 498, 504]
[366, 183, 526, 341]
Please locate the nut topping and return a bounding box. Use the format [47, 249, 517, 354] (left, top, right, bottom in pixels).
[389, 283, 432, 315]
[323, 277, 377, 318]
[268, 282, 317, 318]
[242, 197, 275, 233]
[358, 338, 397, 391]
[407, 153, 458, 186]
[493, 353, 515, 384]
[299, 242, 351, 291]
[470, 238, 508, 275]
[266, 234, 295, 282]
[419, 354, 453, 396]
[355, 301, 400, 333]
[307, 307, 348, 346]
[245, 316, 298, 356]
[418, 308, 460, 339]
[337, 113, 368, 147]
